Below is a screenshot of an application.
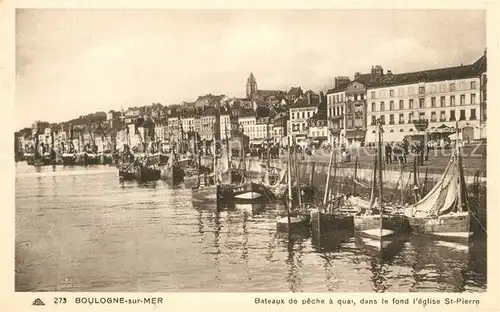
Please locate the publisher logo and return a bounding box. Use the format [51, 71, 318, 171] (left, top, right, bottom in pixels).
[32, 298, 45, 306]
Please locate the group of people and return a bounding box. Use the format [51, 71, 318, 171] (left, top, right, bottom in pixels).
[384, 138, 429, 165]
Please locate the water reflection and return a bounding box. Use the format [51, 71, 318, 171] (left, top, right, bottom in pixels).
[15, 163, 487, 292]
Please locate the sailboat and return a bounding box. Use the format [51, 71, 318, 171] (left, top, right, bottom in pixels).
[404, 124, 478, 245]
[310, 142, 356, 235]
[276, 136, 311, 232]
[161, 141, 185, 185]
[353, 119, 410, 239]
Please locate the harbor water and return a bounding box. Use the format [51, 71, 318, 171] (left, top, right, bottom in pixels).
[15, 163, 486, 292]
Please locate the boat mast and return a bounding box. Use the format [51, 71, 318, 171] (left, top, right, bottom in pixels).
[286, 135, 293, 225]
[455, 121, 465, 212]
[377, 118, 384, 238]
[294, 136, 302, 208]
[323, 139, 335, 206]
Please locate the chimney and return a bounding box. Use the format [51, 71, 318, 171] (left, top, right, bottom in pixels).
[308, 92, 311, 106]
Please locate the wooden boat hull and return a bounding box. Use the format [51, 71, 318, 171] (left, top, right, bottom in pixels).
[310, 210, 354, 234]
[161, 164, 185, 185]
[354, 214, 411, 236]
[183, 175, 200, 189]
[276, 214, 311, 232]
[232, 182, 274, 203]
[407, 212, 471, 244]
[134, 166, 161, 182]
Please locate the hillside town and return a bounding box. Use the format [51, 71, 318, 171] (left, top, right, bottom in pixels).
[14, 50, 487, 160]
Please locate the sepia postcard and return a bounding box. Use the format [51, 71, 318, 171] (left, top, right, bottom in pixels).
[1, 0, 499, 311]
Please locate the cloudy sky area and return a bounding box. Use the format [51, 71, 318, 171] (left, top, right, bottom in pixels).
[15, 9, 485, 130]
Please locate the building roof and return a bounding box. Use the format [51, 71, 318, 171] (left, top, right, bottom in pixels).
[287, 87, 303, 96]
[308, 110, 327, 123]
[290, 97, 320, 109]
[368, 54, 487, 89]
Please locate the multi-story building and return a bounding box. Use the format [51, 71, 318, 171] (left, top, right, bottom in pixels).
[255, 116, 273, 142]
[365, 53, 487, 143]
[199, 106, 232, 142]
[478, 50, 487, 139]
[327, 80, 368, 147]
[238, 110, 257, 140]
[289, 94, 319, 146]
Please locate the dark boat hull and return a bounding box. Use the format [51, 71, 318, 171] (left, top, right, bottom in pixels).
[310, 210, 354, 234]
[161, 164, 185, 185]
[134, 166, 161, 182]
[232, 182, 274, 203]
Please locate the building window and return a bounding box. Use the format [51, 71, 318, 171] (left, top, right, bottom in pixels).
[380, 115, 385, 124]
[371, 91, 376, 99]
[450, 95, 455, 106]
[389, 101, 394, 110]
[399, 114, 404, 124]
[450, 111, 456, 121]
[419, 86, 425, 94]
[409, 112, 414, 123]
[291, 113, 295, 119]
[431, 97, 436, 107]
[419, 112, 425, 120]
[470, 109, 477, 120]
[399, 100, 404, 110]
[389, 89, 394, 97]
[459, 110, 466, 121]
[440, 96, 445, 107]
[389, 114, 395, 124]
[431, 111, 436, 122]
[307, 111, 311, 118]
[409, 99, 414, 109]
[471, 81, 476, 89]
[371, 116, 376, 125]
[419, 98, 425, 109]
[301, 112, 305, 119]
[460, 94, 465, 105]
[471, 93, 476, 104]
[440, 111, 446, 121]
[380, 102, 385, 111]
[450, 83, 456, 91]
[371, 102, 376, 112]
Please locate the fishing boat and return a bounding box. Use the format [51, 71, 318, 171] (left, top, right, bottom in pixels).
[403, 125, 479, 245]
[310, 143, 357, 235]
[160, 145, 185, 185]
[353, 119, 410, 239]
[119, 155, 161, 182]
[276, 136, 312, 232]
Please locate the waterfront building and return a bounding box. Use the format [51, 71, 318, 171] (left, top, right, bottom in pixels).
[327, 78, 368, 147]
[307, 92, 328, 148]
[365, 52, 487, 143]
[238, 109, 257, 140]
[289, 94, 319, 146]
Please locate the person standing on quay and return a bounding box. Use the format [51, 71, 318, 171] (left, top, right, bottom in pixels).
[385, 143, 392, 164]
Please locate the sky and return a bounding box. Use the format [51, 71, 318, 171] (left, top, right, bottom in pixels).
[15, 9, 486, 130]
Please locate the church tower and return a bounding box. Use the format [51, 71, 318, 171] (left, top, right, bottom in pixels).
[246, 73, 257, 98]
